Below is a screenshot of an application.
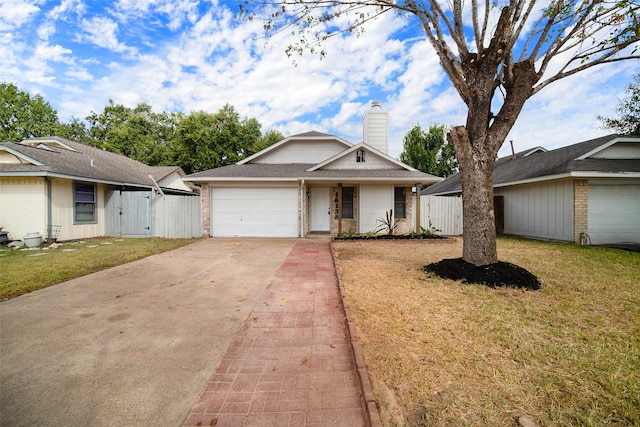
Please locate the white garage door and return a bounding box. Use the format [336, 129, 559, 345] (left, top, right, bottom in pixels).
[211, 187, 299, 237]
[588, 184, 640, 244]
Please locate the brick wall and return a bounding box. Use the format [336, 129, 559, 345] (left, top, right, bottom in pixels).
[573, 179, 588, 244]
[395, 186, 414, 235]
[201, 183, 210, 237]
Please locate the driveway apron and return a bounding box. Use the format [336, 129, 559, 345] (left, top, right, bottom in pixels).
[0, 238, 296, 427]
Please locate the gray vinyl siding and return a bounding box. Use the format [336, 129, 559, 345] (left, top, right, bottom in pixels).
[495, 180, 573, 242]
[254, 140, 346, 164]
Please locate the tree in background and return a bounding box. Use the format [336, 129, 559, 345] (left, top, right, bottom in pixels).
[241, 0, 639, 266]
[86, 100, 180, 166]
[598, 73, 640, 136]
[1, 84, 284, 172]
[57, 117, 93, 145]
[0, 82, 63, 141]
[253, 129, 285, 154]
[400, 123, 457, 178]
[172, 104, 266, 174]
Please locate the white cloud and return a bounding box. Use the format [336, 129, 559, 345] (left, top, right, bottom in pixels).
[78, 16, 133, 54]
[114, 0, 199, 30]
[0, 0, 633, 164]
[64, 67, 93, 81]
[48, 0, 85, 20]
[0, 0, 40, 31]
[37, 22, 56, 40]
[34, 43, 72, 61]
[504, 61, 637, 155]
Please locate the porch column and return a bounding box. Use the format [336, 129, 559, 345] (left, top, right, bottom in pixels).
[415, 183, 421, 231]
[337, 183, 343, 235]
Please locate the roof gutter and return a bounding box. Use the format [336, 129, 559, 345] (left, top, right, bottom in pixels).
[0, 171, 155, 189]
[427, 171, 640, 196]
[183, 176, 441, 184]
[495, 171, 640, 188]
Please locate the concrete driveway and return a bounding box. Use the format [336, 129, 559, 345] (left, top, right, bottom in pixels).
[0, 238, 297, 427]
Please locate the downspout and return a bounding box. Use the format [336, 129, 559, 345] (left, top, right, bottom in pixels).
[46, 177, 53, 240]
[415, 183, 421, 232]
[148, 175, 165, 196]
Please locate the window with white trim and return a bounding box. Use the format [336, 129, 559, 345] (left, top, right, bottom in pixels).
[74, 182, 97, 223]
[342, 186, 355, 219]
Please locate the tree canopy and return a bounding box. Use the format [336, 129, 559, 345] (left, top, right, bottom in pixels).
[0, 82, 62, 142]
[241, 0, 639, 266]
[86, 100, 181, 166]
[400, 123, 457, 178]
[1, 84, 284, 174]
[598, 73, 640, 136]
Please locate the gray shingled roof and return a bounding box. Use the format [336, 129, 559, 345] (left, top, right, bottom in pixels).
[289, 131, 335, 138]
[185, 163, 439, 182]
[0, 137, 183, 188]
[423, 134, 640, 196]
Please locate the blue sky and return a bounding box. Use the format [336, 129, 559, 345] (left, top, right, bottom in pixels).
[1, 0, 637, 158]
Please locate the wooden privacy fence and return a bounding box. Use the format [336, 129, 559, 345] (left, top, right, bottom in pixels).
[106, 190, 201, 238]
[420, 195, 463, 236]
[153, 194, 202, 238]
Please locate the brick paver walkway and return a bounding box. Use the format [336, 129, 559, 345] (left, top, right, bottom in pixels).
[182, 241, 368, 426]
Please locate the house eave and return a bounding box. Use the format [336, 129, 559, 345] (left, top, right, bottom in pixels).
[426, 170, 640, 196]
[575, 136, 639, 160]
[0, 144, 45, 165]
[495, 171, 640, 188]
[182, 177, 301, 183]
[303, 177, 440, 184]
[0, 170, 155, 189]
[183, 176, 440, 185]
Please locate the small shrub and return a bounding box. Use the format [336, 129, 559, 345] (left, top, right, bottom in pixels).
[376, 209, 400, 235]
[338, 226, 356, 239]
[420, 221, 442, 237]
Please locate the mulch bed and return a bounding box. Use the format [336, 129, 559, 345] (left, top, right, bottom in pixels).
[335, 235, 448, 241]
[425, 258, 542, 290]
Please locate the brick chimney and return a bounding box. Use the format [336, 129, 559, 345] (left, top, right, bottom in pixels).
[363, 101, 388, 154]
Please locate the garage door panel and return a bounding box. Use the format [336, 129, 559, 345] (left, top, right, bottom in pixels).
[211, 187, 299, 237]
[589, 184, 640, 244]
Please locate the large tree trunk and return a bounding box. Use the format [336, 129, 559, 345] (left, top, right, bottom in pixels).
[445, 56, 539, 266]
[449, 126, 498, 265]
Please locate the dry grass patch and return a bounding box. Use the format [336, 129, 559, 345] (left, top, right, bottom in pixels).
[333, 237, 640, 426]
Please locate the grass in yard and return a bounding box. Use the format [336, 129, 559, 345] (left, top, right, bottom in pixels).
[333, 237, 640, 426]
[0, 237, 198, 300]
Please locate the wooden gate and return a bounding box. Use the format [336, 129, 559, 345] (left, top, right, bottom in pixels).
[104, 189, 153, 237]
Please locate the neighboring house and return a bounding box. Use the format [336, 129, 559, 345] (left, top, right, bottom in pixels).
[0, 137, 201, 242]
[422, 134, 640, 245]
[183, 103, 442, 238]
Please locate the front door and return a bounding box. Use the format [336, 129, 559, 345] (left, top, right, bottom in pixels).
[310, 188, 330, 232]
